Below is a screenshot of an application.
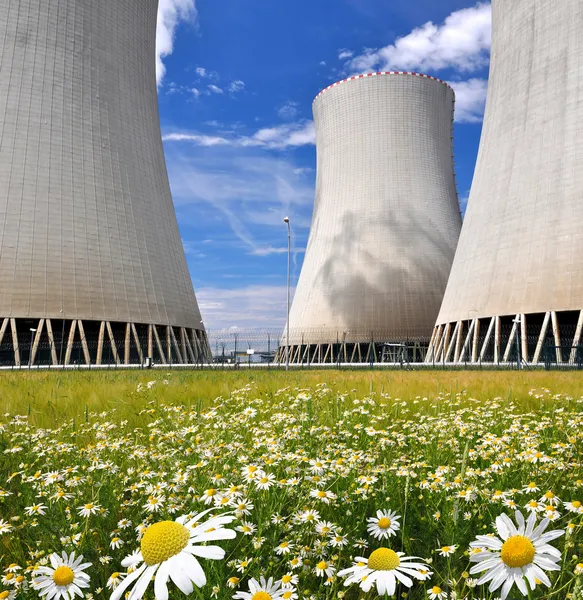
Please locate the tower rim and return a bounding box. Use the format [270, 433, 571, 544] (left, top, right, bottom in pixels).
[314, 71, 454, 104]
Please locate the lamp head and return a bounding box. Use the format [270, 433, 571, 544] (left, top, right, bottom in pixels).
[283, 216, 289, 223]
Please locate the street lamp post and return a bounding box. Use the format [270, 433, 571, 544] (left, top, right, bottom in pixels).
[513, 315, 522, 370]
[283, 216, 291, 371]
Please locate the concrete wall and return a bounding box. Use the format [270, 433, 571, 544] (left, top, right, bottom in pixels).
[437, 0, 583, 325]
[0, 0, 204, 329]
[288, 73, 462, 343]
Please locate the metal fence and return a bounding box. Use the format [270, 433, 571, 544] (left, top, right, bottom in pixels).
[0, 324, 582, 370]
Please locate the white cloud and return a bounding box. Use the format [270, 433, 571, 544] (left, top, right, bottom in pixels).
[198, 285, 294, 330]
[449, 78, 488, 123]
[208, 84, 224, 94]
[164, 120, 316, 150]
[165, 146, 314, 254]
[229, 80, 246, 93]
[347, 2, 491, 74]
[338, 49, 354, 60]
[156, 0, 196, 85]
[278, 101, 299, 120]
[190, 87, 201, 97]
[195, 67, 207, 77]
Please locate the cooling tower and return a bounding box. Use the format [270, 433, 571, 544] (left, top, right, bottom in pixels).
[284, 72, 462, 364]
[0, 1, 210, 366]
[428, 0, 583, 366]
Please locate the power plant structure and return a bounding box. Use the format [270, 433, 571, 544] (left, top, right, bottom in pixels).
[282, 72, 462, 364]
[0, 1, 210, 367]
[427, 0, 583, 367]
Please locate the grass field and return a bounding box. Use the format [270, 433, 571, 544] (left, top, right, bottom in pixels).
[1, 370, 583, 600]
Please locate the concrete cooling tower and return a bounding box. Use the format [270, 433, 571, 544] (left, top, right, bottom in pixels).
[0, 1, 210, 366]
[284, 72, 462, 364]
[428, 0, 583, 366]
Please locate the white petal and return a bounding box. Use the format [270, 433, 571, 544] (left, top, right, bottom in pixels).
[190, 529, 236, 544]
[498, 577, 514, 600]
[154, 561, 170, 600]
[514, 511, 525, 535]
[393, 568, 413, 587]
[180, 552, 207, 588]
[110, 563, 147, 600]
[167, 556, 194, 595]
[184, 545, 225, 560]
[375, 572, 386, 596]
[525, 511, 537, 537]
[470, 557, 502, 574]
[129, 566, 157, 600]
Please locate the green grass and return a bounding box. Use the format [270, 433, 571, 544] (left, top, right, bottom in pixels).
[1, 371, 583, 600]
[3, 369, 583, 428]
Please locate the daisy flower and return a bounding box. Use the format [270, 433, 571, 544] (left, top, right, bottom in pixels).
[309, 489, 337, 504]
[255, 474, 276, 490]
[77, 503, 101, 518]
[106, 572, 125, 590]
[338, 548, 432, 596]
[281, 592, 297, 600]
[32, 552, 91, 600]
[0, 590, 17, 600]
[279, 573, 298, 589]
[110, 509, 236, 600]
[275, 541, 294, 555]
[427, 586, 448, 599]
[366, 509, 401, 539]
[469, 510, 564, 600]
[564, 500, 583, 514]
[25, 504, 48, 516]
[0, 520, 13, 534]
[314, 560, 336, 578]
[437, 545, 457, 557]
[233, 576, 283, 600]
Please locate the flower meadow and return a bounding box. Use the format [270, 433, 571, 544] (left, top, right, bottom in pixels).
[1, 381, 583, 600]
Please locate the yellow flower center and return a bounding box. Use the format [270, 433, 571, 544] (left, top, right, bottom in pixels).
[0, 592, 10, 600]
[572, 501, 581, 509]
[368, 548, 401, 571]
[251, 593, 271, 600]
[317, 561, 328, 570]
[281, 575, 292, 584]
[317, 491, 327, 498]
[500, 536, 536, 568]
[141, 521, 190, 565]
[282, 593, 293, 600]
[52, 566, 75, 587]
[110, 573, 120, 579]
[441, 546, 451, 553]
[432, 587, 442, 594]
[377, 517, 391, 529]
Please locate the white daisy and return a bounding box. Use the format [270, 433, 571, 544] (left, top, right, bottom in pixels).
[437, 545, 457, 557]
[469, 510, 564, 600]
[309, 489, 337, 504]
[427, 585, 448, 599]
[233, 576, 283, 600]
[110, 509, 236, 600]
[563, 500, 583, 514]
[32, 551, 91, 600]
[338, 548, 431, 596]
[366, 509, 401, 539]
[106, 572, 125, 590]
[314, 560, 336, 578]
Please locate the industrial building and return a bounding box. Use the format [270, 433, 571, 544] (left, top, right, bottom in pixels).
[428, 0, 583, 366]
[283, 72, 462, 364]
[0, 1, 210, 366]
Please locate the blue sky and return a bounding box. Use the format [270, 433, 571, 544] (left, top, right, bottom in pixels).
[155, 0, 491, 331]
